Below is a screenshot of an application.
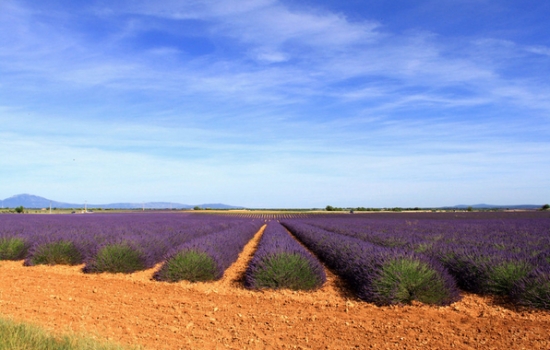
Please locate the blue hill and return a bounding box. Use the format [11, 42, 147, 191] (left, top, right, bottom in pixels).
[1, 194, 242, 210]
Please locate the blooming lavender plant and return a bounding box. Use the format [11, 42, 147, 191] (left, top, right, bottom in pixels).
[0, 236, 29, 260]
[288, 214, 550, 306]
[510, 267, 550, 309]
[0, 213, 260, 273]
[281, 221, 460, 306]
[244, 221, 325, 290]
[24, 234, 86, 266]
[432, 244, 534, 296]
[154, 220, 263, 282]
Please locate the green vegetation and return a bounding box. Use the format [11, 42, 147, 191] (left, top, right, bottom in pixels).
[0, 316, 134, 350]
[371, 258, 449, 305]
[14, 206, 24, 213]
[30, 241, 82, 266]
[0, 237, 28, 260]
[542, 204, 550, 211]
[512, 274, 550, 310]
[156, 250, 217, 282]
[89, 244, 145, 273]
[412, 243, 433, 254]
[485, 261, 532, 296]
[251, 253, 323, 290]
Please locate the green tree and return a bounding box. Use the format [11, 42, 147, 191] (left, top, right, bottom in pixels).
[14, 206, 24, 214]
[542, 204, 550, 210]
[325, 205, 335, 211]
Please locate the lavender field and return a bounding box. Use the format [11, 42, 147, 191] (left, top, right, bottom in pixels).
[281, 211, 550, 308]
[0, 213, 263, 277]
[1, 211, 549, 308]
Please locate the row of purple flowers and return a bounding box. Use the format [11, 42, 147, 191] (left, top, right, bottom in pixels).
[0, 213, 262, 276]
[282, 215, 550, 308]
[244, 221, 326, 290]
[281, 220, 461, 305]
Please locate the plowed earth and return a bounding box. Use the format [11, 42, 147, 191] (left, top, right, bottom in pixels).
[1, 227, 549, 349]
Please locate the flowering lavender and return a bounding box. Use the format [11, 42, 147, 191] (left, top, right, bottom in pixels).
[510, 267, 550, 309]
[154, 220, 263, 282]
[284, 214, 550, 308]
[23, 232, 94, 266]
[0, 213, 261, 274]
[281, 221, 460, 306]
[244, 221, 325, 290]
[0, 236, 29, 260]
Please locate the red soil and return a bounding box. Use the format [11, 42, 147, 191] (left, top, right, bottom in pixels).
[1, 227, 549, 349]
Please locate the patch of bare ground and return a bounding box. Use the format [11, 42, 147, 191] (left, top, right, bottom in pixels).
[1, 226, 549, 349]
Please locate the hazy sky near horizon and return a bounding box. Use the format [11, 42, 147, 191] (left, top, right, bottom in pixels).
[1, 0, 549, 208]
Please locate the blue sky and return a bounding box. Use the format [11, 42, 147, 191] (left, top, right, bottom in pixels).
[1, 0, 549, 208]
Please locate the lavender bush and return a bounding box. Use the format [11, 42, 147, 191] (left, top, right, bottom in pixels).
[433, 244, 533, 296]
[0, 213, 260, 274]
[281, 221, 460, 306]
[83, 242, 146, 273]
[0, 236, 29, 260]
[244, 221, 325, 290]
[510, 268, 550, 309]
[289, 214, 550, 307]
[154, 220, 263, 282]
[24, 239, 83, 266]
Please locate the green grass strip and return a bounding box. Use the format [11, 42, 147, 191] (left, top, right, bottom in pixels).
[0, 316, 136, 350]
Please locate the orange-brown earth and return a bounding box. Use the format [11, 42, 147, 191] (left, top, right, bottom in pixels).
[1, 227, 549, 349]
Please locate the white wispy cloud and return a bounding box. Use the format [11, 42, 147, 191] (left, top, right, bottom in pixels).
[0, 0, 549, 206]
[526, 45, 550, 57]
[2, 0, 548, 115]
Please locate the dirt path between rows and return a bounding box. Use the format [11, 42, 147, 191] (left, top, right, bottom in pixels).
[1, 226, 549, 349]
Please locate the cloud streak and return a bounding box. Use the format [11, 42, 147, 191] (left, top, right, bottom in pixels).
[0, 0, 549, 206]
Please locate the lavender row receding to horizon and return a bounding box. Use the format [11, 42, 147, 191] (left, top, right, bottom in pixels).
[244, 221, 326, 290]
[0, 213, 259, 270]
[286, 215, 550, 307]
[281, 220, 461, 306]
[155, 219, 263, 281]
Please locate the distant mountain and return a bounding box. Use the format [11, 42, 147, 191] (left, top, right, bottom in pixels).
[1, 194, 243, 210]
[1, 194, 76, 209]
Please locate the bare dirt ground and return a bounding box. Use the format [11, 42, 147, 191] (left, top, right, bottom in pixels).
[1, 227, 550, 349]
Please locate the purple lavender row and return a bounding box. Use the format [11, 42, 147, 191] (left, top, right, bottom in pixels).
[291, 216, 550, 307]
[154, 220, 263, 282]
[80, 215, 251, 272]
[0, 213, 257, 272]
[300, 217, 550, 280]
[244, 221, 325, 290]
[300, 217, 550, 256]
[281, 220, 460, 306]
